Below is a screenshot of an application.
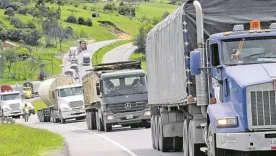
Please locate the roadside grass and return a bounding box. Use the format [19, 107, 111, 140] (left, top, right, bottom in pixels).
[129, 52, 147, 70]
[92, 39, 133, 64]
[32, 98, 47, 112]
[0, 124, 63, 156]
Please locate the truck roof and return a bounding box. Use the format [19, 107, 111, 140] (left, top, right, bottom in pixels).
[82, 53, 90, 57]
[0, 91, 20, 95]
[101, 69, 146, 79]
[56, 83, 82, 90]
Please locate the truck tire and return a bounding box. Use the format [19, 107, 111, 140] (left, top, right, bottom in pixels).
[96, 112, 104, 131]
[91, 111, 97, 130]
[158, 116, 171, 152]
[59, 111, 66, 124]
[151, 116, 156, 149]
[155, 116, 160, 151]
[105, 123, 112, 132]
[86, 112, 92, 129]
[188, 120, 204, 156]
[183, 119, 189, 156]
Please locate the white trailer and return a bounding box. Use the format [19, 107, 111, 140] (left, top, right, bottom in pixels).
[37, 75, 86, 123]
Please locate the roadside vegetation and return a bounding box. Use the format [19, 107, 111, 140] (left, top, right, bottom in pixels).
[129, 52, 146, 70]
[32, 98, 47, 112]
[0, 0, 177, 84]
[92, 39, 132, 64]
[0, 124, 63, 156]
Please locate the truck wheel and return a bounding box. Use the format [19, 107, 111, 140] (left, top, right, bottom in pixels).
[158, 116, 171, 152]
[96, 112, 104, 131]
[91, 111, 97, 130]
[155, 116, 160, 151]
[183, 119, 189, 156]
[151, 116, 156, 149]
[105, 123, 112, 132]
[59, 111, 66, 124]
[188, 120, 204, 156]
[86, 112, 92, 129]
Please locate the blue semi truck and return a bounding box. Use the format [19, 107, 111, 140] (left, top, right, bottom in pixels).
[146, 0, 276, 155]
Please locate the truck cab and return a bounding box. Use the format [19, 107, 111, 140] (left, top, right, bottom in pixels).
[82, 53, 90, 66]
[23, 87, 32, 99]
[0, 91, 23, 118]
[83, 61, 151, 132]
[190, 20, 276, 154]
[54, 84, 86, 123]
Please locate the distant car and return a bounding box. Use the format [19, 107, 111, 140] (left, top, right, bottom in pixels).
[82, 53, 90, 66]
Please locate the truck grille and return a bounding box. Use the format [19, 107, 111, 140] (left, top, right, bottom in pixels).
[107, 102, 146, 114]
[10, 103, 20, 109]
[250, 90, 276, 128]
[69, 101, 83, 108]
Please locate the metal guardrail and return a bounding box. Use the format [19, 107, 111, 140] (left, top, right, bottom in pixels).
[0, 117, 15, 124]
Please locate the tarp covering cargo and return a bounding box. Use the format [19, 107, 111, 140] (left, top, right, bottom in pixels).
[146, 0, 276, 105]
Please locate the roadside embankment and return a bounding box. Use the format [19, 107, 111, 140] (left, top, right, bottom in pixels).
[0, 124, 64, 156]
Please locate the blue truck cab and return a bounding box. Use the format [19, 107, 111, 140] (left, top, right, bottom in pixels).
[191, 20, 276, 152]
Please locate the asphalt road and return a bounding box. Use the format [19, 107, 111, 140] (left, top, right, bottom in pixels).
[17, 40, 182, 156]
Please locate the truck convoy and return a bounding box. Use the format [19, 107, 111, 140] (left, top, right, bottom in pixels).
[146, 0, 276, 155]
[23, 81, 41, 99]
[0, 85, 23, 118]
[83, 61, 151, 132]
[37, 75, 86, 123]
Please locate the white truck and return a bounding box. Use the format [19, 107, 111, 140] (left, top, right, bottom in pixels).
[37, 75, 86, 123]
[0, 90, 23, 118]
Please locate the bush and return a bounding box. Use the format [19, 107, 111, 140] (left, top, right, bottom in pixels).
[4, 7, 15, 17]
[57, 0, 65, 5]
[66, 15, 77, 23]
[10, 16, 25, 28]
[78, 17, 86, 25]
[23, 30, 41, 46]
[103, 3, 116, 11]
[0, 0, 12, 9]
[27, 7, 35, 15]
[6, 29, 21, 42]
[92, 12, 99, 18]
[86, 18, 92, 26]
[18, 7, 28, 15]
[118, 5, 135, 17]
[27, 22, 35, 29]
[6, 2, 21, 11]
[83, 5, 87, 9]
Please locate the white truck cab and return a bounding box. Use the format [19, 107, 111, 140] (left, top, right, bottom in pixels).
[55, 83, 86, 122]
[0, 91, 23, 118]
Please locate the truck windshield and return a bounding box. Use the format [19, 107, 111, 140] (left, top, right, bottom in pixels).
[222, 37, 276, 65]
[103, 75, 147, 96]
[59, 86, 83, 97]
[2, 93, 20, 101]
[83, 57, 90, 63]
[23, 87, 31, 91]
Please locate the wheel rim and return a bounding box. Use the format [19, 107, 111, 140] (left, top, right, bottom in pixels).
[183, 120, 188, 156]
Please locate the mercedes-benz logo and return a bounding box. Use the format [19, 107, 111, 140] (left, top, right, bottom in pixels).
[125, 103, 132, 109]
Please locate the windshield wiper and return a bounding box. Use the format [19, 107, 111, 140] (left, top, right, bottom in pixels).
[242, 53, 265, 62]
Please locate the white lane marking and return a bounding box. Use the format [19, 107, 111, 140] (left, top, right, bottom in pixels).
[68, 126, 138, 156]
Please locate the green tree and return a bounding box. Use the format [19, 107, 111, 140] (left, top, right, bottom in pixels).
[4, 7, 15, 17]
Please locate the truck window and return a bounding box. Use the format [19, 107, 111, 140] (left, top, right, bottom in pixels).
[103, 75, 147, 96]
[211, 43, 220, 66]
[59, 86, 83, 97]
[2, 93, 20, 101]
[222, 37, 276, 65]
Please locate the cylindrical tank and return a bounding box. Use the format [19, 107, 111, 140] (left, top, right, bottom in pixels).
[38, 75, 74, 107]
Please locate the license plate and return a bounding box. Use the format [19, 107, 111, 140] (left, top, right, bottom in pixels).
[270, 138, 276, 150]
[126, 114, 133, 119]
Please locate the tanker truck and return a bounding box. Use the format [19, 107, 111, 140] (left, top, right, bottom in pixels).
[37, 75, 86, 123]
[0, 85, 23, 118]
[147, 0, 276, 155]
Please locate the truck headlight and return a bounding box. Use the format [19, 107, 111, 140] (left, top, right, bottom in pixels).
[216, 117, 238, 127]
[107, 115, 115, 120]
[144, 110, 151, 116]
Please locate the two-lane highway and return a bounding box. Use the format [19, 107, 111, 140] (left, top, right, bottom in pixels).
[17, 41, 182, 156]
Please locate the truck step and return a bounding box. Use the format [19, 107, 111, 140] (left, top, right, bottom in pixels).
[200, 147, 208, 153]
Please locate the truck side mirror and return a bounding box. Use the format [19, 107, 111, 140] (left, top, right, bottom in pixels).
[190, 51, 201, 75]
[96, 86, 100, 95]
